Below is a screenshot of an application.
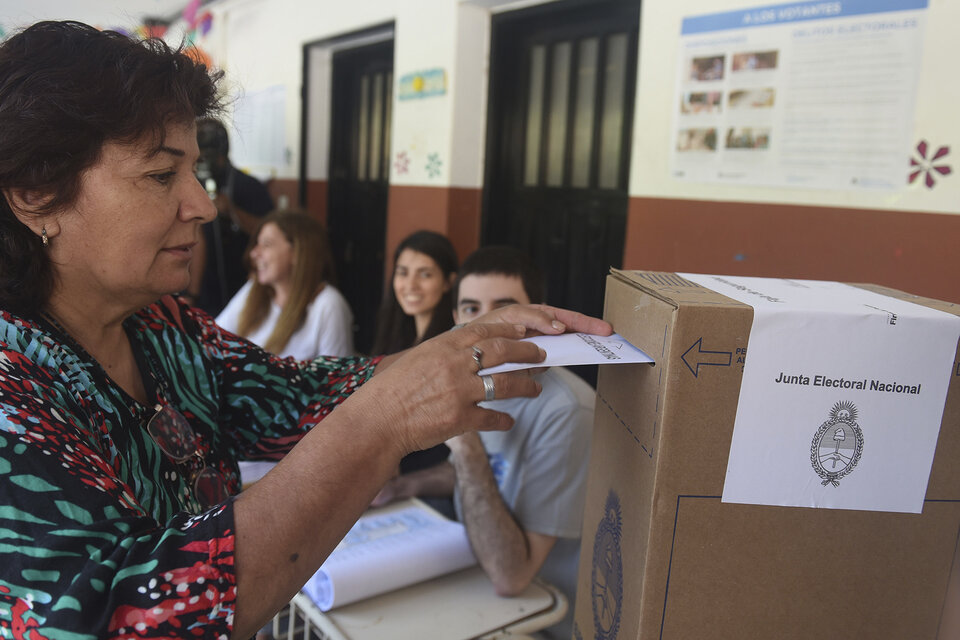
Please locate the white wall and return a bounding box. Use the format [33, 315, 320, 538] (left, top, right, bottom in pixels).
[184, 0, 493, 187]
[176, 0, 956, 216]
[178, 0, 399, 180]
[389, 0, 460, 186]
[0, 0, 174, 32]
[303, 28, 395, 183]
[449, 4, 492, 188]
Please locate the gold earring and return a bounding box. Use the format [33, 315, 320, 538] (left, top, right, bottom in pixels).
[41, 226, 49, 247]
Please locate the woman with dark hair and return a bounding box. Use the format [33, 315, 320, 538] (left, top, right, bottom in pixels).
[371, 230, 459, 356]
[371, 231, 459, 512]
[0, 21, 612, 637]
[217, 209, 354, 359]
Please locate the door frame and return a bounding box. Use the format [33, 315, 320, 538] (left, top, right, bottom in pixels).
[299, 22, 395, 209]
[481, 0, 640, 246]
[300, 23, 395, 353]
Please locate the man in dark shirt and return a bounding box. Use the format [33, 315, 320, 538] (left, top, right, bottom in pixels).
[189, 117, 274, 315]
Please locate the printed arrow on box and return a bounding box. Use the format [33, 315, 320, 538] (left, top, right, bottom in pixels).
[681, 337, 732, 378]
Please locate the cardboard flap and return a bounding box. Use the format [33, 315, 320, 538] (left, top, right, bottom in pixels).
[853, 282, 960, 317]
[610, 269, 754, 309]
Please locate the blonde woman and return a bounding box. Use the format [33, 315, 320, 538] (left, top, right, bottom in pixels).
[217, 209, 355, 359]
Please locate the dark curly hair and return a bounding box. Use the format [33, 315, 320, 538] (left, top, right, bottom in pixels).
[454, 245, 546, 306]
[0, 21, 223, 315]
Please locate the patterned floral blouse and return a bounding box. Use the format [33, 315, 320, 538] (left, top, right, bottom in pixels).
[0, 296, 378, 639]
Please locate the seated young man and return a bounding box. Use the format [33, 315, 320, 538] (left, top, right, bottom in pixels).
[374, 245, 595, 640]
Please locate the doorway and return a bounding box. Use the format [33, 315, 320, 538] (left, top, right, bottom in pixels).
[484, 0, 640, 323]
[327, 41, 394, 355]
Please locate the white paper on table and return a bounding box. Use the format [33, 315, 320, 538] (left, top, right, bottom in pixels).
[681, 273, 960, 514]
[478, 332, 653, 375]
[302, 502, 477, 611]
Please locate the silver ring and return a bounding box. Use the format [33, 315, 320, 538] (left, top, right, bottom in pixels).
[481, 374, 496, 402]
[471, 345, 483, 372]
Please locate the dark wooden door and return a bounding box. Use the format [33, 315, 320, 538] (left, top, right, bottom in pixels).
[485, 0, 639, 323]
[328, 41, 393, 355]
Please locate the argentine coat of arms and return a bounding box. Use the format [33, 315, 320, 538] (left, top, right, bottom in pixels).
[810, 401, 864, 487]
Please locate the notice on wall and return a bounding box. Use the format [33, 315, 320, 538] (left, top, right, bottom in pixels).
[670, 0, 927, 190]
[231, 84, 286, 179]
[680, 273, 960, 513]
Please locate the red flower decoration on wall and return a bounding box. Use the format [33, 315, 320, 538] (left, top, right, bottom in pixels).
[909, 140, 951, 189]
[394, 151, 410, 175]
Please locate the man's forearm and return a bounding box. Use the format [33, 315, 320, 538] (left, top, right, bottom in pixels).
[448, 433, 540, 596]
[371, 462, 456, 507]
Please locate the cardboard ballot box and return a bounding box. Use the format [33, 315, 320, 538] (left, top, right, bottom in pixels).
[572, 270, 960, 640]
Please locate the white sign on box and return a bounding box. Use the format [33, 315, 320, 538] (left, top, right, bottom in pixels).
[681, 274, 960, 514]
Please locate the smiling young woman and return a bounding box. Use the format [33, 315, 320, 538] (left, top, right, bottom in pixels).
[372, 229, 459, 356]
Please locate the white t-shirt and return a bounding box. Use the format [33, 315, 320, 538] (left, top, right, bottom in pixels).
[216, 280, 355, 359]
[458, 367, 595, 640]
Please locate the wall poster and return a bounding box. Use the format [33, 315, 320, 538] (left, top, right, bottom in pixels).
[231, 84, 286, 179]
[670, 0, 928, 190]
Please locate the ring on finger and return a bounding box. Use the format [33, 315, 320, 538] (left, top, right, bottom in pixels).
[471, 345, 483, 372]
[480, 374, 496, 402]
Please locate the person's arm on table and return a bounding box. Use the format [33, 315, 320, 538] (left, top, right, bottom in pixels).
[446, 432, 556, 596]
[370, 462, 456, 507]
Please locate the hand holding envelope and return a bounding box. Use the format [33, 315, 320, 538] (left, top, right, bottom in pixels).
[478, 332, 653, 375]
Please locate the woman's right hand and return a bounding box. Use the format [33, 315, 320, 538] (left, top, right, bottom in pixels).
[342, 322, 545, 460]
